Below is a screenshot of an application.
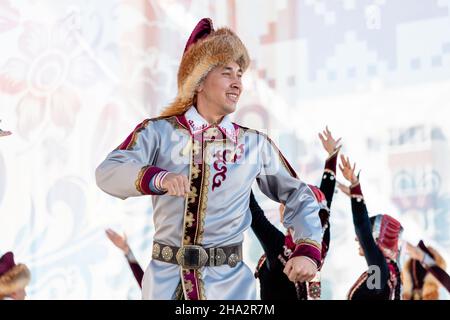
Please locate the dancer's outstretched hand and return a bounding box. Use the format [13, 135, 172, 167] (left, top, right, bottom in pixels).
[339, 154, 358, 185]
[318, 126, 341, 155]
[105, 228, 130, 255]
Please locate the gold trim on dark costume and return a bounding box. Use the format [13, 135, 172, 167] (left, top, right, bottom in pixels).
[295, 239, 322, 251]
[180, 131, 209, 300]
[347, 272, 369, 299]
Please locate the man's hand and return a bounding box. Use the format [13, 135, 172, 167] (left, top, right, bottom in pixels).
[283, 256, 318, 283]
[105, 228, 130, 254]
[161, 172, 190, 197]
[318, 126, 341, 156]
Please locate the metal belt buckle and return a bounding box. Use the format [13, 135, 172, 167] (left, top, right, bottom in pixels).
[176, 245, 208, 269]
[209, 248, 226, 267]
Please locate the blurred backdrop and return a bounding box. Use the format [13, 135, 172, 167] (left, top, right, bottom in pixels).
[1, 0, 450, 299]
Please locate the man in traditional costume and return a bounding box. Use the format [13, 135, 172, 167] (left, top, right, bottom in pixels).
[96, 18, 322, 300]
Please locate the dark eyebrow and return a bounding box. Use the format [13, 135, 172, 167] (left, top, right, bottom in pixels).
[223, 66, 243, 73]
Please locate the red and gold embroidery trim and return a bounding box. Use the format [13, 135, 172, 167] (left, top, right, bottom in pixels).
[117, 119, 151, 150]
[135, 165, 150, 194]
[180, 132, 210, 300]
[347, 272, 369, 299]
[295, 238, 322, 251]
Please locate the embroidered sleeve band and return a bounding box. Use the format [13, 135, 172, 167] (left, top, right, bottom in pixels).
[290, 240, 322, 268]
[136, 165, 167, 195]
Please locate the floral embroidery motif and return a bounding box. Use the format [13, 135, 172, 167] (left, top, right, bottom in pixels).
[192, 140, 201, 156]
[188, 119, 208, 132]
[181, 136, 209, 299]
[191, 165, 200, 179]
[185, 212, 195, 228]
[184, 279, 194, 294]
[211, 144, 244, 191]
[195, 159, 210, 245]
[188, 186, 198, 204]
[183, 235, 191, 245]
[203, 127, 220, 139]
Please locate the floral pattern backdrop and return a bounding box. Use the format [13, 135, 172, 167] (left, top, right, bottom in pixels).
[1, 0, 450, 299]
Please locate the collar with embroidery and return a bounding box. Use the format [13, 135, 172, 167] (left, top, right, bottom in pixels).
[184, 106, 238, 143]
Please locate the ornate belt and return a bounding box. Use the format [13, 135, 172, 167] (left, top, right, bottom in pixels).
[152, 242, 242, 269]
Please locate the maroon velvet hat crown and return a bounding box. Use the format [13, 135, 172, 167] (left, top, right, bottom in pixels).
[183, 18, 214, 54]
[0, 252, 16, 276]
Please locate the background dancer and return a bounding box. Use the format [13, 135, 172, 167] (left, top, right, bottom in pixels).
[0, 252, 31, 300]
[339, 155, 403, 300]
[252, 127, 340, 299]
[402, 240, 450, 299]
[105, 228, 144, 288]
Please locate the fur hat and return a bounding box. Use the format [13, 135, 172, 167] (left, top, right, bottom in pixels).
[402, 241, 446, 300]
[0, 252, 31, 298]
[160, 18, 250, 117]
